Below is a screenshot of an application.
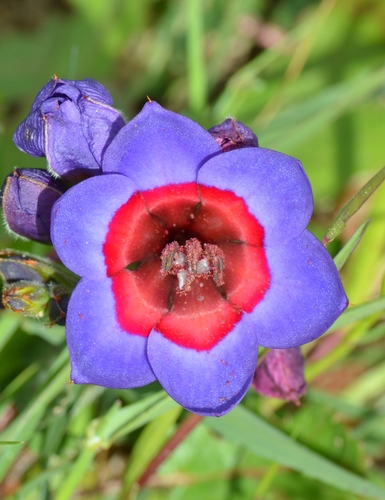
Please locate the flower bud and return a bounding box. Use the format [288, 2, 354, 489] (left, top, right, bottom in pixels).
[47, 287, 70, 326]
[252, 348, 306, 405]
[1, 168, 66, 244]
[0, 251, 73, 325]
[0, 251, 46, 284]
[208, 118, 258, 152]
[2, 280, 51, 318]
[13, 76, 125, 179]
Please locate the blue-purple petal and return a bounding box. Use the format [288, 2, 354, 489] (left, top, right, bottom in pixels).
[30, 77, 58, 112]
[13, 111, 46, 157]
[102, 101, 221, 190]
[248, 230, 348, 348]
[71, 78, 115, 105]
[51, 174, 137, 279]
[147, 316, 258, 416]
[43, 99, 101, 178]
[79, 99, 125, 166]
[67, 277, 155, 388]
[197, 147, 313, 247]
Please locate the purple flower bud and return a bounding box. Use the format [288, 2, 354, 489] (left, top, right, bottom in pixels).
[0, 252, 46, 284]
[1, 168, 66, 244]
[252, 348, 306, 405]
[13, 76, 125, 179]
[208, 118, 258, 153]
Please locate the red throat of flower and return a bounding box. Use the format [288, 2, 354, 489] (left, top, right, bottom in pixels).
[103, 182, 270, 351]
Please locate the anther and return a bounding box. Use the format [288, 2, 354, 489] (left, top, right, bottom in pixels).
[160, 237, 225, 293]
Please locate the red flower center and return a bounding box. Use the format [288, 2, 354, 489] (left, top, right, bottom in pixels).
[103, 182, 270, 351]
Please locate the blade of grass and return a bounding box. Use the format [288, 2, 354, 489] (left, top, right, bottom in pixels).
[0, 312, 21, 352]
[333, 219, 371, 270]
[0, 362, 40, 403]
[327, 295, 385, 332]
[324, 166, 385, 245]
[109, 393, 178, 443]
[206, 405, 385, 499]
[0, 363, 69, 482]
[54, 447, 95, 500]
[55, 392, 178, 500]
[259, 68, 385, 151]
[186, 0, 207, 115]
[308, 313, 383, 381]
[120, 406, 182, 498]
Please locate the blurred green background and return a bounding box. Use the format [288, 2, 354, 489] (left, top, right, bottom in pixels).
[1, 0, 385, 498]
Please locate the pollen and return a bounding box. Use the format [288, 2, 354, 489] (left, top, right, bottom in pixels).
[160, 237, 225, 293]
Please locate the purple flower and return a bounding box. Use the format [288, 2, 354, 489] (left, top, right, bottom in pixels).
[13, 76, 125, 180]
[252, 347, 306, 405]
[50, 101, 348, 416]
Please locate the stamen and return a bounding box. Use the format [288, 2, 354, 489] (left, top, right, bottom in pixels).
[177, 269, 189, 290]
[160, 241, 180, 273]
[160, 237, 225, 293]
[196, 258, 210, 274]
[204, 243, 225, 287]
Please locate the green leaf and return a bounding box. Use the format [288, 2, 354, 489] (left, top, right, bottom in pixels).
[0, 312, 21, 353]
[21, 318, 65, 345]
[54, 447, 95, 500]
[96, 391, 173, 443]
[120, 406, 182, 496]
[324, 165, 385, 245]
[206, 405, 385, 499]
[287, 403, 366, 475]
[0, 363, 70, 482]
[333, 219, 371, 270]
[107, 393, 178, 443]
[157, 424, 240, 500]
[343, 359, 385, 405]
[55, 392, 178, 500]
[5, 464, 71, 499]
[328, 295, 385, 332]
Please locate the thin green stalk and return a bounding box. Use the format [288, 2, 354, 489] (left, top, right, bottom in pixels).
[254, 463, 280, 499]
[186, 0, 207, 115]
[54, 447, 95, 500]
[323, 165, 385, 245]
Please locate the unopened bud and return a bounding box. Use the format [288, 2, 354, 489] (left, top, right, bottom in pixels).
[208, 118, 258, 152]
[0, 250, 75, 325]
[2, 280, 50, 318]
[252, 348, 306, 405]
[1, 168, 65, 244]
[47, 284, 70, 326]
[13, 77, 125, 179]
